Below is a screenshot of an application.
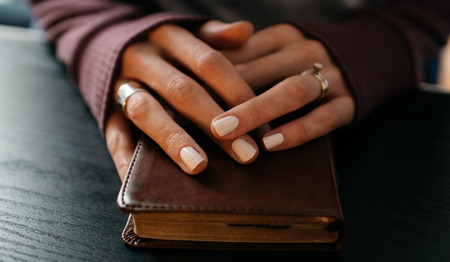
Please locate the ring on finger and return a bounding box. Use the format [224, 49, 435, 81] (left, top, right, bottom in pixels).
[301, 63, 329, 100]
[116, 81, 148, 118]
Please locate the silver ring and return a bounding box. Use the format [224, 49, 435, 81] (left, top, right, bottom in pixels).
[116, 81, 147, 118]
[301, 63, 329, 100]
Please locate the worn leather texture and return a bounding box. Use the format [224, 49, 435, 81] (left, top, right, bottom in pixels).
[117, 124, 345, 250]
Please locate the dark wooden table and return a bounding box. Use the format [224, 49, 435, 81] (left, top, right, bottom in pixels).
[1, 26, 450, 261]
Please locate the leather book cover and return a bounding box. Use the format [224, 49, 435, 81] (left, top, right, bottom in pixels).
[117, 124, 345, 251]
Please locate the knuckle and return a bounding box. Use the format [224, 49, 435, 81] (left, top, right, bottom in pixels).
[303, 40, 327, 58]
[283, 24, 299, 36]
[166, 76, 197, 104]
[195, 50, 222, 72]
[273, 23, 303, 42]
[289, 42, 306, 60]
[126, 93, 150, 119]
[274, 24, 293, 36]
[270, 24, 287, 39]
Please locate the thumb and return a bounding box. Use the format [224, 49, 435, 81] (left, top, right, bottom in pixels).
[197, 20, 254, 49]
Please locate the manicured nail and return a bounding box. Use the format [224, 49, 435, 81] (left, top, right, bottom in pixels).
[232, 138, 257, 162]
[263, 133, 284, 150]
[212, 116, 239, 137]
[180, 146, 204, 172]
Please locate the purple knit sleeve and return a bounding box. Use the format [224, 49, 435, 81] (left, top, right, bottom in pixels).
[291, 1, 450, 122]
[30, 0, 208, 132]
[75, 13, 208, 132]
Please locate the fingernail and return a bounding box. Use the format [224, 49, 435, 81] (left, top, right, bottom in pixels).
[263, 133, 284, 150]
[232, 138, 257, 162]
[212, 116, 239, 137]
[180, 146, 204, 172]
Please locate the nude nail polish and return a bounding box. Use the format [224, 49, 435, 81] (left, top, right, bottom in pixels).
[180, 146, 204, 172]
[232, 138, 257, 162]
[212, 116, 239, 137]
[263, 133, 284, 150]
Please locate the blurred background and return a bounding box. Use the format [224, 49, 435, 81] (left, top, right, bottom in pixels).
[0, 0, 31, 27]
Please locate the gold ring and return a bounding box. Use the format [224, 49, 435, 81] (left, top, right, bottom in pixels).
[301, 63, 329, 100]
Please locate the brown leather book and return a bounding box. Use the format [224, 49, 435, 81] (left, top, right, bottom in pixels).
[117, 125, 345, 251]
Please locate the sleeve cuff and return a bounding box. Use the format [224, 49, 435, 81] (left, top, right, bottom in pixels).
[75, 12, 209, 133]
[291, 10, 418, 122]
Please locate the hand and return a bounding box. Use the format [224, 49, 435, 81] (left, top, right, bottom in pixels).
[209, 23, 355, 151]
[104, 20, 258, 180]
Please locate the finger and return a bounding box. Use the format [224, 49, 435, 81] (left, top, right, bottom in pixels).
[123, 44, 223, 130]
[220, 23, 304, 64]
[235, 41, 331, 90]
[121, 44, 259, 164]
[211, 74, 324, 139]
[149, 24, 255, 107]
[262, 96, 355, 151]
[197, 20, 254, 49]
[105, 103, 135, 182]
[121, 87, 209, 175]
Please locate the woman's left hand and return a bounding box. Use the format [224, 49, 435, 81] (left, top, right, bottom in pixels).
[207, 23, 355, 151]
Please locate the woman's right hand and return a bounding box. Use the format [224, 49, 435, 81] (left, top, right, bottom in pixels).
[104, 20, 259, 180]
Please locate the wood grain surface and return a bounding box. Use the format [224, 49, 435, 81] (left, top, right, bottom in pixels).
[0, 26, 449, 261]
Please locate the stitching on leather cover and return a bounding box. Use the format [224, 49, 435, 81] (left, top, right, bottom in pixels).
[120, 137, 341, 218]
[121, 137, 144, 206]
